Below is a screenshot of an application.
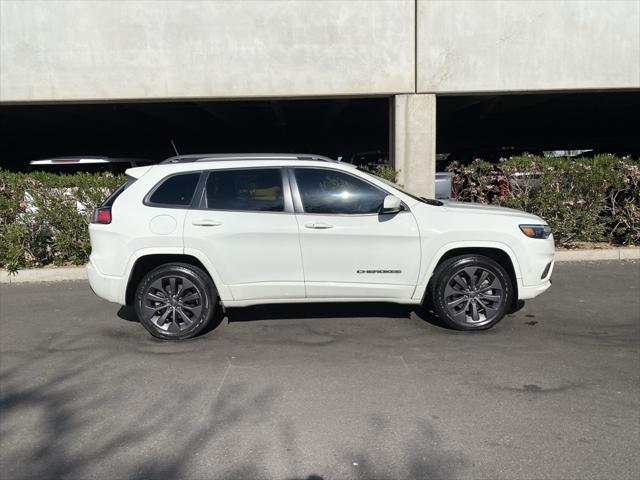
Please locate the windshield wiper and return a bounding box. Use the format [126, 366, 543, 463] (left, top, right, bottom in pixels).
[420, 197, 444, 206]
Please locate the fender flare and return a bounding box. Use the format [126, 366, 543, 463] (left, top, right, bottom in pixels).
[412, 240, 523, 301]
[182, 247, 233, 301]
[119, 247, 233, 305]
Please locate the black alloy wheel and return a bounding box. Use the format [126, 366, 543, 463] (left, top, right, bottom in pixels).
[430, 255, 512, 330]
[135, 263, 217, 340]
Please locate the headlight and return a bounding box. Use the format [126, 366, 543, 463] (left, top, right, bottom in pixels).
[519, 224, 552, 239]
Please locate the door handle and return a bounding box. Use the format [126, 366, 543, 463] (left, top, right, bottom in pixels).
[305, 222, 333, 229]
[191, 219, 222, 227]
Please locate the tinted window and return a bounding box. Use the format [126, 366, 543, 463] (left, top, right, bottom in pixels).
[294, 168, 386, 214]
[205, 169, 284, 212]
[102, 176, 136, 207]
[148, 173, 200, 206]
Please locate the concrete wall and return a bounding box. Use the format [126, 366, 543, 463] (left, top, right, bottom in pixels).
[417, 0, 640, 93]
[0, 0, 415, 102]
[2, 0, 638, 102]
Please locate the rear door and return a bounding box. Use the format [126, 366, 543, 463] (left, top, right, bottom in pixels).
[183, 167, 304, 301]
[291, 167, 421, 299]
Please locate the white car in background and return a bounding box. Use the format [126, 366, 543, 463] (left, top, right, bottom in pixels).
[30, 156, 151, 173]
[25, 156, 152, 213]
[87, 154, 554, 340]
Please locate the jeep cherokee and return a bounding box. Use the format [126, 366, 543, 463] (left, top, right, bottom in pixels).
[87, 154, 554, 339]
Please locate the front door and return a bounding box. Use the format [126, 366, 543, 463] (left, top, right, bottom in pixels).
[291, 167, 421, 299]
[183, 167, 304, 301]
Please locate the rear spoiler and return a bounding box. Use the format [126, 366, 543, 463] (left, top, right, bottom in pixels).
[30, 156, 152, 167]
[125, 166, 153, 179]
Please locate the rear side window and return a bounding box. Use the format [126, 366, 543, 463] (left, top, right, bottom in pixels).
[294, 168, 386, 214]
[102, 176, 136, 207]
[148, 173, 200, 207]
[205, 168, 284, 212]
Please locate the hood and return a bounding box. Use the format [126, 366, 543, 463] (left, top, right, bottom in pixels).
[441, 200, 544, 222]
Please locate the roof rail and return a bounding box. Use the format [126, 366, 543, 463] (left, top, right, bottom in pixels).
[160, 153, 339, 164]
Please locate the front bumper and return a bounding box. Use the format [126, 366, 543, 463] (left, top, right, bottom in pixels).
[86, 259, 123, 304]
[518, 279, 552, 300]
[514, 232, 554, 300]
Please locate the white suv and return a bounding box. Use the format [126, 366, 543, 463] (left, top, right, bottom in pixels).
[87, 154, 554, 340]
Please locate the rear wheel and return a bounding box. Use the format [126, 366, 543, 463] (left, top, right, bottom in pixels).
[430, 255, 512, 330]
[135, 263, 217, 340]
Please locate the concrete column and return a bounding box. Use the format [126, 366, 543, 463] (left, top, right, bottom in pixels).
[393, 93, 436, 198]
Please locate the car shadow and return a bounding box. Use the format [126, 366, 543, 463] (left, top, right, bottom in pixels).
[509, 299, 526, 314]
[225, 302, 413, 323]
[117, 305, 139, 323]
[116, 303, 225, 336]
[117, 301, 455, 333]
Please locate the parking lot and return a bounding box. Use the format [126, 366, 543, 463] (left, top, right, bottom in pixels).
[1, 261, 638, 480]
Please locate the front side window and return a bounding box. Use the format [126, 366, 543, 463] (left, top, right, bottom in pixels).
[148, 172, 201, 206]
[294, 168, 386, 214]
[205, 168, 284, 212]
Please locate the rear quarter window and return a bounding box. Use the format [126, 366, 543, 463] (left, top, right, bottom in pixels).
[102, 176, 137, 207]
[147, 172, 201, 207]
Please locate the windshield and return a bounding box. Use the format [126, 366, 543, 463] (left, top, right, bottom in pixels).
[360, 169, 435, 204]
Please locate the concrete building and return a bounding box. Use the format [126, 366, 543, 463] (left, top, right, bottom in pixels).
[1, 0, 639, 195]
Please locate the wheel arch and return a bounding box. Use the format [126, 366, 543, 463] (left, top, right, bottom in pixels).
[418, 243, 521, 308]
[125, 253, 214, 306]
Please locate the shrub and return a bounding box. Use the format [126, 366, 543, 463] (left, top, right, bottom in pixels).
[448, 154, 639, 246]
[358, 164, 398, 183]
[0, 170, 125, 272]
[1, 155, 637, 272]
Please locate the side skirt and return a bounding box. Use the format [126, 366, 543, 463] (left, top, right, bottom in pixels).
[223, 297, 422, 308]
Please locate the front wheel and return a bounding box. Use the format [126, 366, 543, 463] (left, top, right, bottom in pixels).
[429, 255, 513, 330]
[135, 263, 217, 340]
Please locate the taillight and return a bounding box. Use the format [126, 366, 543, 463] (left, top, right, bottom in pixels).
[91, 207, 112, 224]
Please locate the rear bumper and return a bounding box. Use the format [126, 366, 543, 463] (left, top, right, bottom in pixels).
[86, 259, 124, 305]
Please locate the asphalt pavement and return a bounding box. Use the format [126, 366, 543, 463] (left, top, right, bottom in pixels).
[1, 261, 639, 480]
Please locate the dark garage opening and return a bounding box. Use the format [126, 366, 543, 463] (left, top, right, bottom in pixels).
[437, 91, 640, 167]
[0, 97, 390, 171]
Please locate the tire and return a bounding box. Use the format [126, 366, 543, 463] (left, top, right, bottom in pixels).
[429, 255, 513, 331]
[134, 263, 217, 340]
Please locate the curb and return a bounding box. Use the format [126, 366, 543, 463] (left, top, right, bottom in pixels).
[1, 248, 638, 284]
[0, 266, 88, 284]
[554, 247, 639, 262]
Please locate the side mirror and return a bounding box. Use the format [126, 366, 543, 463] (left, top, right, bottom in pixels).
[381, 195, 402, 214]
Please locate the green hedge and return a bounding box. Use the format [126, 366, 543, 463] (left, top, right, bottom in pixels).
[0, 170, 125, 272]
[1, 155, 638, 272]
[447, 154, 639, 246]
